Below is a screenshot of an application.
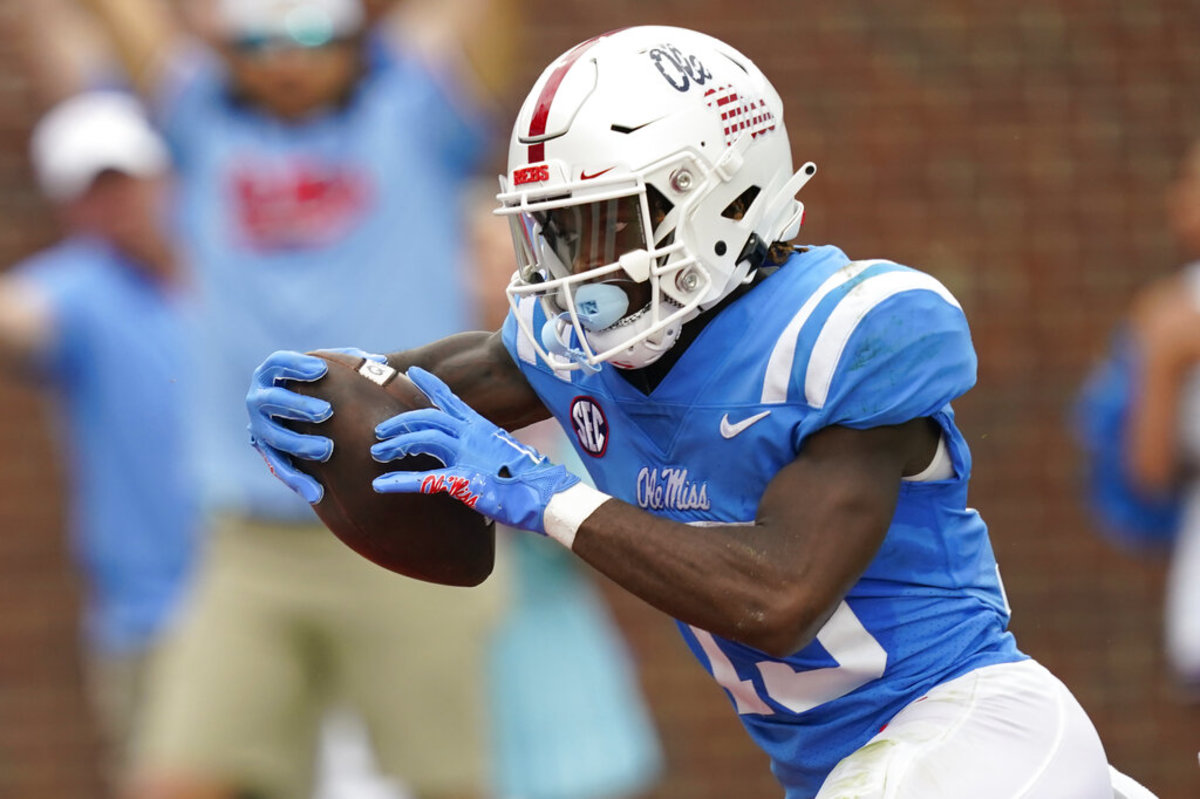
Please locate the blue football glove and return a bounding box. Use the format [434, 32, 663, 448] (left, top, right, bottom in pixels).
[246, 347, 385, 504]
[371, 366, 581, 536]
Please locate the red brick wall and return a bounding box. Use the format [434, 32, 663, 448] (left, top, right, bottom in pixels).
[0, 2, 107, 796]
[2, 2, 1199, 798]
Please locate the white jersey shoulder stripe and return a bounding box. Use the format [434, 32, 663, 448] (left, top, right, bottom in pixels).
[515, 296, 540, 366]
[761, 260, 892, 404]
[514, 296, 576, 382]
[805, 270, 961, 409]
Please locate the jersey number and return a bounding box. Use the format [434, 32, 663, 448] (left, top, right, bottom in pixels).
[690, 600, 887, 714]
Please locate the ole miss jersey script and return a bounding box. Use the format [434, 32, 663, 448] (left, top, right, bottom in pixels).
[502, 244, 1024, 797]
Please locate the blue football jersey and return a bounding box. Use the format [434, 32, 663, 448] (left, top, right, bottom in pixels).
[502, 245, 1024, 797]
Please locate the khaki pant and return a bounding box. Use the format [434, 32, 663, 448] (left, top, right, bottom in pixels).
[87, 645, 156, 789]
[134, 515, 508, 798]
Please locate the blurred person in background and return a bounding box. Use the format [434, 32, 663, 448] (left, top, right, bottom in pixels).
[60, 0, 520, 797]
[1075, 138, 1200, 702]
[0, 90, 197, 792]
[468, 188, 664, 799]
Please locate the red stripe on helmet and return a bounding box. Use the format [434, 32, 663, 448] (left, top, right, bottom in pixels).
[525, 30, 624, 163]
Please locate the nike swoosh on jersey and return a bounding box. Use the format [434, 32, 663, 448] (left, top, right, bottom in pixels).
[719, 410, 772, 438]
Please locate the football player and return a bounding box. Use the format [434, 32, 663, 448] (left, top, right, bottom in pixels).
[248, 26, 1149, 798]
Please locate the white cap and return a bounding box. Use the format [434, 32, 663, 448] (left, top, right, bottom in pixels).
[30, 91, 169, 203]
[217, 0, 365, 44]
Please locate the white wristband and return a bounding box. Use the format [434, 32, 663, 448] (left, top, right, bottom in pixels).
[543, 482, 611, 549]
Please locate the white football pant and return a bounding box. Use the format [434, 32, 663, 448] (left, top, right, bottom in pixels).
[815, 659, 1125, 798]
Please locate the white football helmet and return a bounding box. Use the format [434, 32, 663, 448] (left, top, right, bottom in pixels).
[496, 25, 816, 371]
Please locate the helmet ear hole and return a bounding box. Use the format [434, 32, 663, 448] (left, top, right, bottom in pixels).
[646, 184, 674, 227]
[646, 184, 679, 255]
[721, 185, 761, 221]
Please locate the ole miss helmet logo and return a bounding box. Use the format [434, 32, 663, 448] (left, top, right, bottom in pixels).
[570, 396, 608, 457]
[513, 164, 550, 185]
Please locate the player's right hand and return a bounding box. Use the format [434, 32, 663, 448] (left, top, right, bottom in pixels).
[246, 350, 336, 503]
[371, 366, 582, 535]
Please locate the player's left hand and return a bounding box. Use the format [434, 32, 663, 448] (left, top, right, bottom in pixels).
[371, 366, 581, 535]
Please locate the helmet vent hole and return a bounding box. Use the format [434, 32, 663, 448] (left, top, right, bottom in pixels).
[720, 52, 751, 74]
[611, 120, 659, 134]
[715, 241, 727, 256]
[721, 185, 761, 221]
[646, 184, 674, 230]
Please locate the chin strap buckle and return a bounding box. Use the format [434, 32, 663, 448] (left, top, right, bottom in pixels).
[540, 315, 602, 374]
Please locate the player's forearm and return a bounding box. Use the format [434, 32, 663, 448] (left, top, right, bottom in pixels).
[564, 426, 905, 657]
[568, 500, 833, 658]
[384, 331, 550, 431]
[73, 0, 178, 96]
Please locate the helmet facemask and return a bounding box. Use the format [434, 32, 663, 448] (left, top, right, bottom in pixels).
[498, 162, 710, 371]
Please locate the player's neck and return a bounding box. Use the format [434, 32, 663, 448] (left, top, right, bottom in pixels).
[615, 270, 766, 394]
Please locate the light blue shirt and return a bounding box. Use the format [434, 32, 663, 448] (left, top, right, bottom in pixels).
[158, 38, 490, 520]
[15, 237, 198, 655]
[504, 246, 1024, 797]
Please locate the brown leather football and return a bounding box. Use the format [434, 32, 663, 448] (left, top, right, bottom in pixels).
[283, 350, 495, 587]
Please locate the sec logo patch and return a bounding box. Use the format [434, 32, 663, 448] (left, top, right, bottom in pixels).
[570, 396, 608, 457]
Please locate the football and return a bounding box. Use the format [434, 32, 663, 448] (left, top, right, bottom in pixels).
[283, 350, 495, 587]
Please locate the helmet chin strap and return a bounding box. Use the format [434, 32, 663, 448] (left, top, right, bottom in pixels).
[541, 322, 601, 373]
